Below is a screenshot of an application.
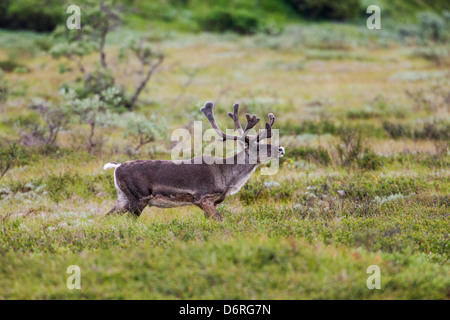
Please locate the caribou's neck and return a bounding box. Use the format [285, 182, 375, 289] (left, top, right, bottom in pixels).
[219, 150, 258, 192]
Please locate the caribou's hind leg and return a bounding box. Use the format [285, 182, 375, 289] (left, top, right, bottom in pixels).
[105, 197, 148, 218]
[105, 204, 128, 217]
[127, 196, 150, 218]
[105, 186, 129, 217]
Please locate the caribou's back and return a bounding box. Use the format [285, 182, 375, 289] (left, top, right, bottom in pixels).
[115, 159, 221, 196]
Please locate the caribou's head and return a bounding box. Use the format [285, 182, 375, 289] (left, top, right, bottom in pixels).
[201, 101, 285, 164]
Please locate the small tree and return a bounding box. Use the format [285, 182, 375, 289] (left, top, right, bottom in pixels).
[0, 143, 21, 180]
[61, 87, 121, 152]
[336, 128, 363, 167]
[0, 70, 8, 112]
[122, 113, 168, 152]
[336, 128, 384, 170]
[125, 39, 164, 110]
[51, 0, 120, 73]
[17, 99, 69, 148]
[417, 11, 449, 43]
[50, 0, 163, 110]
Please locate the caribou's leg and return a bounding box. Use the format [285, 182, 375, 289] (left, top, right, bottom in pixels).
[105, 181, 130, 217]
[128, 203, 147, 218]
[105, 203, 127, 217]
[126, 196, 151, 218]
[107, 201, 127, 217]
[105, 205, 128, 217]
[196, 200, 222, 221]
[106, 206, 118, 216]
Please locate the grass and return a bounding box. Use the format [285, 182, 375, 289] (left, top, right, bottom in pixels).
[0, 16, 449, 299]
[1, 189, 448, 257]
[0, 161, 448, 299]
[1, 237, 448, 299]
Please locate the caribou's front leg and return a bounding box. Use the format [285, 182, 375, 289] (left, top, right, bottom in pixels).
[196, 194, 224, 221]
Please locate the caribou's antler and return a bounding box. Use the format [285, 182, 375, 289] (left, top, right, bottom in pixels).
[256, 113, 275, 141]
[227, 103, 260, 136]
[244, 113, 260, 133]
[227, 103, 244, 136]
[201, 102, 239, 141]
[201, 101, 275, 142]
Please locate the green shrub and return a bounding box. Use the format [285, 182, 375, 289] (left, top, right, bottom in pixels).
[197, 8, 260, 34]
[0, 143, 22, 180]
[285, 0, 360, 21]
[46, 172, 116, 203]
[0, 71, 8, 105]
[46, 173, 75, 203]
[122, 113, 168, 152]
[33, 37, 55, 52]
[239, 178, 294, 205]
[0, 60, 29, 73]
[17, 99, 70, 148]
[336, 128, 363, 167]
[0, 0, 63, 32]
[346, 97, 407, 120]
[357, 149, 385, 171]
[417, 11, 449, 43]
[413, 46, 450, 66]
[383, 121, 410, 139]
[414, 120, 450, 140]
[281, 120, 338, 135]
[383, 120, 450, 141]
[288, 146, 331, 166]
[346, 107, 383, 120]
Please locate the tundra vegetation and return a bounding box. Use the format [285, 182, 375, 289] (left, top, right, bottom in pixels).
[0, 0, 449, 299]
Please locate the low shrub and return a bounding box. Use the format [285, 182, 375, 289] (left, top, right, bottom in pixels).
[0, 60, 29, 73]
[336, 128, 363, 167]
[285, 0, 360, 21]
[0, 0, 63, 32]
[383, 120, 449, 141]
[383, 121, 410, 139]
[346, 98, 407, 120]
[239, 178, 295, 205]
[281, 120, 338, 135]
[197, 8, 260, 34]
[46, 172, 115, 203]
[415, 120, 450, 140]
[357, 150, 385, 171]
[288, 146, 331, 166]
[0, 71, 7, 106]
[416, 11, 449, 43]
[0, 143, 22, 180]
[414, 46, 450, 66]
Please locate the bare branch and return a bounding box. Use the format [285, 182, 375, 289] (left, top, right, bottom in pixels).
[171, 67, 199, 108]
[127, 54, 164, 109]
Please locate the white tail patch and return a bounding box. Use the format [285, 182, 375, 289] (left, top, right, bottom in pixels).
[103, 162, 121, 170]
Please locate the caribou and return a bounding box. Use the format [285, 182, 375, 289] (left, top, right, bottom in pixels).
[103, 101, 285, 220]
